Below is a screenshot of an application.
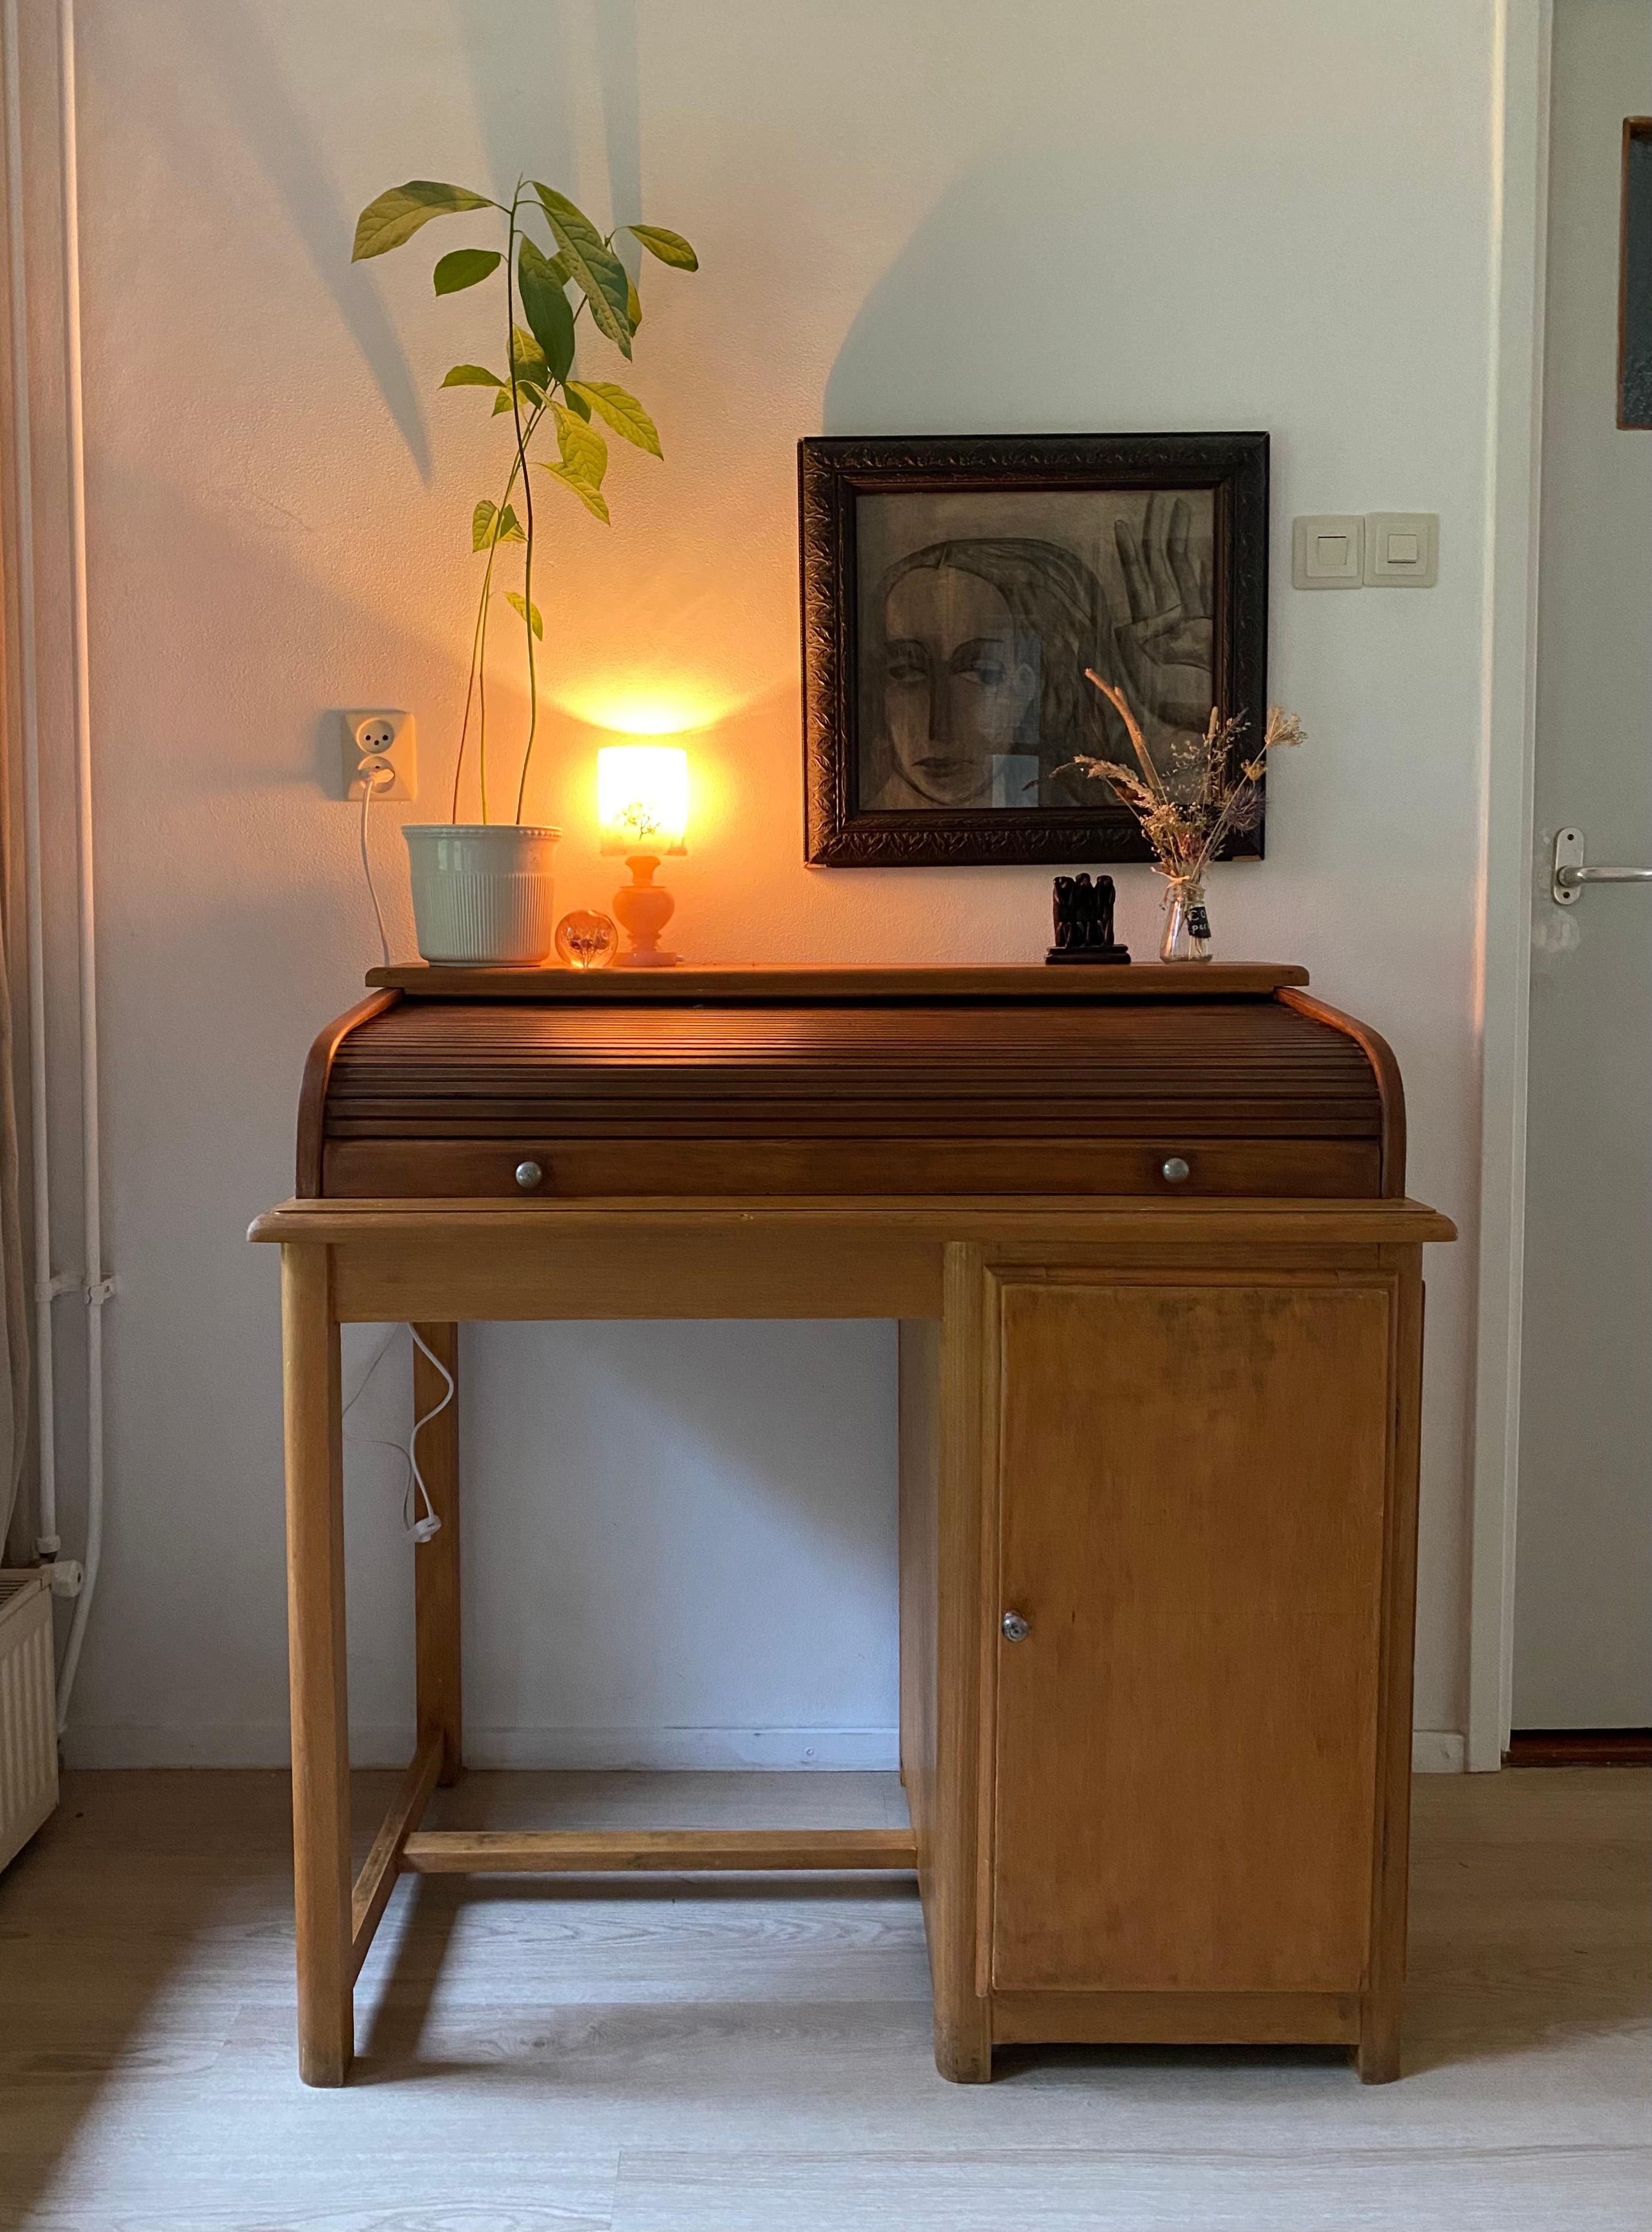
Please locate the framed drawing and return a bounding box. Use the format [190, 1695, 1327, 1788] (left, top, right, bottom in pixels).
[799, 432, 1269, 867]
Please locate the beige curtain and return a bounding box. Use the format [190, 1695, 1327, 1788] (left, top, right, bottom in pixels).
[0, 911, 24, 1555]
[0, 630, 26, 1557]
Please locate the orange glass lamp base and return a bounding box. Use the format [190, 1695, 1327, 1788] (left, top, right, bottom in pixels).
[598, 742, 689, 968]
[612, 853, 678, 968]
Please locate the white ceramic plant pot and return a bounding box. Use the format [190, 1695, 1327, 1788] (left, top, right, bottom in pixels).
[403, 824, 562, 965]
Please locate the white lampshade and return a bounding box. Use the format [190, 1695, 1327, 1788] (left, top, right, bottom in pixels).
[597, 743, 689, 857]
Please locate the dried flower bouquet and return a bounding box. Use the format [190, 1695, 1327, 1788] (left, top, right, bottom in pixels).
[1070, 674, 1305, 960]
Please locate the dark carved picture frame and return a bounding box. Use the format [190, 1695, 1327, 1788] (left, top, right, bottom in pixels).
[799, 431, 1269, 867]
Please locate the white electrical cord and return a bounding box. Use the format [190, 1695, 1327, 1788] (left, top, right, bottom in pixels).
[340, 1323, 445, 1543]
[340, 1323, 401, 1422]
[358, 759, 392, 971]
[406, 1327, 452, 1544]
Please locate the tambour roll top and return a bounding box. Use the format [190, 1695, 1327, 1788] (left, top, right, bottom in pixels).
[298, 965, 1402, 1203]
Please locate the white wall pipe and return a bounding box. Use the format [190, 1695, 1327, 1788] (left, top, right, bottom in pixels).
[52, 0, 107, 1730]
[3, 0, 66, 1562]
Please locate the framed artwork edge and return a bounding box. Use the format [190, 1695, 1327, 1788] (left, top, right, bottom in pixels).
[798, 430, 1270, 869]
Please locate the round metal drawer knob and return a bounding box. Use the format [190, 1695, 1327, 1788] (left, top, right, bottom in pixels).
[515, 1160, 544, 1191]
[1001, 1610, 1031, 1643]
[1161, 1155, 1191, 1184]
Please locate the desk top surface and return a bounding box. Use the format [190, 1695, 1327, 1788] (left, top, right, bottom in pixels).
[365, 962, 1311, 1003]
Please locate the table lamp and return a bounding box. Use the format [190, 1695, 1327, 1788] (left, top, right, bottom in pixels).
[597, 743, 689, 968]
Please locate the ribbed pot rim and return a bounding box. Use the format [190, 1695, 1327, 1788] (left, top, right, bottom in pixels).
[404, 822, 562, 840]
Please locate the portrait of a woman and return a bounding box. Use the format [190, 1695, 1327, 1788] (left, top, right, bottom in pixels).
[856, 493, 1218, 816]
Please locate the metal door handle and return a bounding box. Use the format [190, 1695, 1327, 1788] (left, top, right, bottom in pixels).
[1552, 828, 1652, 905]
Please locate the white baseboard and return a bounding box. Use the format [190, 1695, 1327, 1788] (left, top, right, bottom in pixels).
[1411, 1729, 1466, 1773]
[63, 1723, 903, 1772]
[67, 1721, 1472, 1774]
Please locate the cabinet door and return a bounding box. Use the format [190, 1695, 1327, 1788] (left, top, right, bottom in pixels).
[992, 1276, 1391, 1995]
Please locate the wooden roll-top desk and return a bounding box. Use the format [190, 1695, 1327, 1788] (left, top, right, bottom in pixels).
[252, 964, 1453, 2087]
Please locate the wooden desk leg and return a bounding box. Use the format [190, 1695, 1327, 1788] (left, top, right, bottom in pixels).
[413, 1323, 462, 1786]
[902, 1246, 994, 2085]
[281, 1243, 353, 2087]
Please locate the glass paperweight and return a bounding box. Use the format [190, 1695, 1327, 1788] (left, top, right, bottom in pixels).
[554, 909, 619, 971]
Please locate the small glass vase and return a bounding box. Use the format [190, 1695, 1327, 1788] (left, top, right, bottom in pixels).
[1159, 875, 1213, 963]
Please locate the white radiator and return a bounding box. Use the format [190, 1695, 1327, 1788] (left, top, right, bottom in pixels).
[0, 1571, 58, 1870]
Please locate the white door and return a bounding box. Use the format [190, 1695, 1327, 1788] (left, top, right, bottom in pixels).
[1514, 0, 1652, 1731]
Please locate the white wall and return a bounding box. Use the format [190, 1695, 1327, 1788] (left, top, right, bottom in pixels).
[19, 0, 1503, 1764]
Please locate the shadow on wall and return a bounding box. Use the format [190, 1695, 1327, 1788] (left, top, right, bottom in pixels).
[185, 0, 646, 480]
[181, 4, 434, 478]
[821, 136, 1379, 434]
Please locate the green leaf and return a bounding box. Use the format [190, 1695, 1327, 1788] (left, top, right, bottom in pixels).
[627, 273, 643, 333]
[433, 247, 501, 295]
[541, 460, 611, 522]
[504, 591, 543, 639]
[441, 362, 504, 388]
[530, 184, 632, 357]
[472, 499, 524, 552]
[627, 223, 698, 271]
[516, 236, 576, 382]
[561, 386, 592, 421]
[511, 325, 550, 390]
[553, 402, 608, 488]
[352, 180, 491, 260]
[567, 381, 661, 457]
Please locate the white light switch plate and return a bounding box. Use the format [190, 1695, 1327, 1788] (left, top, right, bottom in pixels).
[1364, 512, 1438, 586]
[341, 709, 417, 800]
[1292, 515, 1364, 589]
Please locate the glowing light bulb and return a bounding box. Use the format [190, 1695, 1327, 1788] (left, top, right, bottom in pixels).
[597, 743, 689, 857]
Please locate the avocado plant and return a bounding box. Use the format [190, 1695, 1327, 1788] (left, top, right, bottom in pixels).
[352, 177, 698, 821]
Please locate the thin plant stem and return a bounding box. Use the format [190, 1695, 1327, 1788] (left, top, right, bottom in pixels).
[452, 390, 547, 818]
[450, 195, 547, 820]
[1085, 667, 1165, 799]
[504, 209, 601, 820]
[452, 557, 489, 820]
[451, 201, 598, 825]
[502, 185, 541, 827]
[1191, 767, 1264, 883]
[477, 564, 492, 823]
[508, 195, 541, 825]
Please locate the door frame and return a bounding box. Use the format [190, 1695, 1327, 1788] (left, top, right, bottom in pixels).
[1467, 0, 1553, 1772]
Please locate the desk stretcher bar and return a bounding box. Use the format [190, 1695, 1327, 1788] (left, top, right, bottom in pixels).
[347, 1753, 915, 1983]
[400, 1826, 918, 1874]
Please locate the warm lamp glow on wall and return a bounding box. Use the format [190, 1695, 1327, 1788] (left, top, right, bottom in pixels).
[598, 743, 689, 968]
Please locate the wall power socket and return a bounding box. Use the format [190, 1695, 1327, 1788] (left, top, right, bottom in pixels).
[341, 709, 417, 801]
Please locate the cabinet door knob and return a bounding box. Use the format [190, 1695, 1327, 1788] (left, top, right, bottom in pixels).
[1161, 1155, 1191, 1184]
[1001, 1610, 1030, 1642]
[515, 1159, 545, 1191]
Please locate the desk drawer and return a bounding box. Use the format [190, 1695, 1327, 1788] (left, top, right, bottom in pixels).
[321, 1136, 1382, 1200]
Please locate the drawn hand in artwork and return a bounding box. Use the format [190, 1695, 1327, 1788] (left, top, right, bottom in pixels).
[1113, 492, 1215, 736]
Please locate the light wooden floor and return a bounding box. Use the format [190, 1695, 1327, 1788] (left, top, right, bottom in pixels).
[1, 1768, 1646, 2231]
